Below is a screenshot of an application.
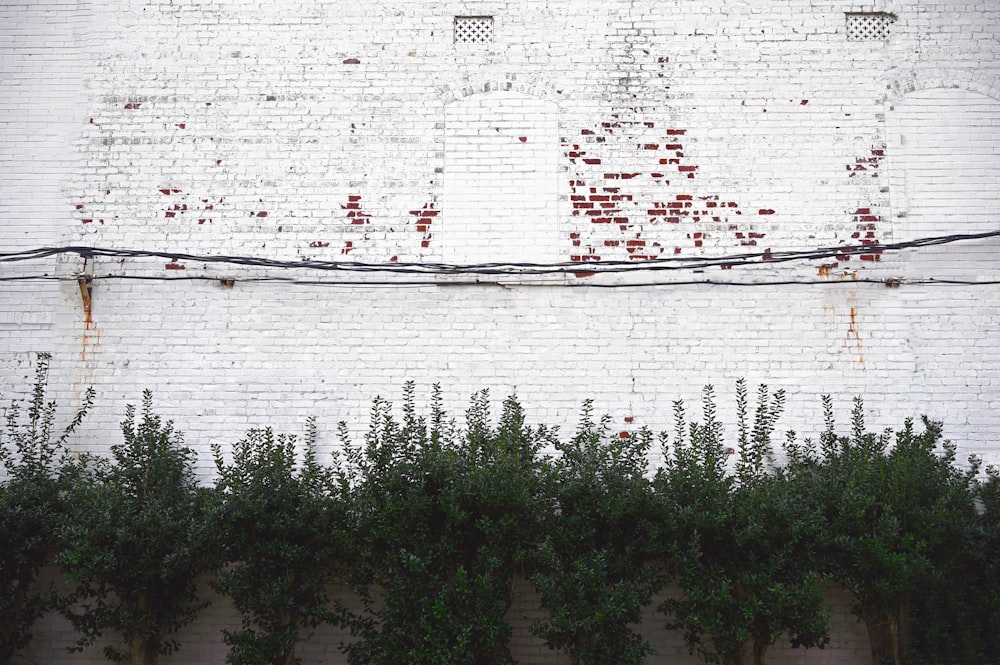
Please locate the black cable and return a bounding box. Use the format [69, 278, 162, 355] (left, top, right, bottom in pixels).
[571, 278, 1000, 288]
[2, 274, 1000, 288]
[0, 229, 997, 277]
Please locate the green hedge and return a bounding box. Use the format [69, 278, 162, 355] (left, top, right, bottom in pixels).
[2, 365, 998, 665]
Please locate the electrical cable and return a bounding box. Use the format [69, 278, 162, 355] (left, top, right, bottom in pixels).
[0, 229, 997, 285]
[2, 229, 998, 273]
[3, 274, 1000, 289]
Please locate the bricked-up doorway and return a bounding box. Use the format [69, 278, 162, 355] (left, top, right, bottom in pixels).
[443, 91, 559, 264]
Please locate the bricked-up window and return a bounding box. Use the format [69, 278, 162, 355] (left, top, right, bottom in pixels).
[846, 12, 896, 41]
[455, 16, 493, 45]
[443, 92, 559, 264]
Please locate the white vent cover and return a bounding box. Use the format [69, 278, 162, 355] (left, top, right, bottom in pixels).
[846, 12, 896, 41]
[455, 16, 493, 45]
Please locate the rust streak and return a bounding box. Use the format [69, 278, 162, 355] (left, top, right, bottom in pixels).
[846, 305, 864, 364]
[78, 275, 97, 362]
[77, 275, 93, 325]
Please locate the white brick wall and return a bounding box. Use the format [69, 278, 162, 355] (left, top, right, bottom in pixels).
[0, 0, 94, 396]
[19, 574, 871, 665]
[3, 1, 1000, 662]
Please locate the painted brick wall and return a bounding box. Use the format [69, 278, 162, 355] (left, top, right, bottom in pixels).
[0, 0, 93, 397]
[2, 1, 1000, 662]
[19, 575, 871, 665]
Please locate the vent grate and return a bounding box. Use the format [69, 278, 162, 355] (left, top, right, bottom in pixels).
[455, 16, 493, 45]
[846, 12, 896, 41]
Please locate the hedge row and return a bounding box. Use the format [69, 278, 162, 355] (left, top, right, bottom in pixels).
[2, 357, 999, 665]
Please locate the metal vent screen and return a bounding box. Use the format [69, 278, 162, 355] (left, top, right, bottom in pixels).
[455, 16, 493, 45]
[846, 12, 896, 41]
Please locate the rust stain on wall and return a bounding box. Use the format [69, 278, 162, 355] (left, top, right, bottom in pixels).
[846, 304, 864, 364]
[77, 275, 99, 363]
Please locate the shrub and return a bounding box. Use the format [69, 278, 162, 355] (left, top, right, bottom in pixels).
[654, 382, 828, 665]
[729, 383, 828, 664]
[211, 418, 348, 665]
[341, 385, 550, 665]
[4, 368, 996, 665]
[975, 466, 1000, 655]
[0, 354, 92, 664]
[528, 401, 660, 665]
[905, 460, 1000, 665]
[793, 397, 979, 665]
[58, 392, 216, 665]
